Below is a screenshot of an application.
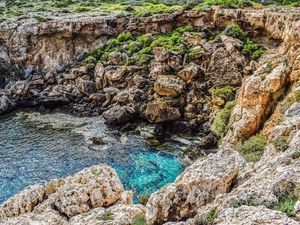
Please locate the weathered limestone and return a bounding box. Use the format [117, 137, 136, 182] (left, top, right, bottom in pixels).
[146, 149, 245, 224]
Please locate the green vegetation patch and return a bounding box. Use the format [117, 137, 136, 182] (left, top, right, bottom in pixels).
[210, 85, 237, 99]
[195, 210, 217, 225]
[274, 194, 298, 217]
[102, 210, 113, 221]
[86, 26, 194, 66]
[237, 133, 268, 162]
[211, 100, 236, 139]
[271, 136, 289, 151]
[132, 213, 147, 225]
[138, 194, 150, 205]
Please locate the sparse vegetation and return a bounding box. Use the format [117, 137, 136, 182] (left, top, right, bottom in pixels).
[102, 210, 113, 221]
[291, 151, 300, 159]
[195, 210, 217, 225]
[229, 197, 260, 208]
[138, 194, 150, 205]
[211, 101, 236, 139]
[210, 86, 237, 99]
[132, 213, 147, 225]
[272, 136, 289, 151]
[238, 133, 268, 162]
[242, 38, 266, 60]
[274, 194, 298, 217]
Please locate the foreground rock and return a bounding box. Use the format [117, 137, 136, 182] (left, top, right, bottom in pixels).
[146, 149, 245, 224]
[0, 165, 145, 224]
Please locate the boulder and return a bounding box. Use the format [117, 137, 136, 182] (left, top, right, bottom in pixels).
[108, 52, 127, 65]
[153, 47, 169, 62]
[154, 75, 185, 97]
[103, 105, 136, 126]
[167, 53, 183, 71]
[89, 93, 107, 102]
[215, 205, 299, 225]
[146, 149, 245, 224]
[0, 94, 15, 115]
[144, 100, 181, 123]
[183, 32, 202, 47]
[77, 78, 96, 95]
[177, 63, 203, 83]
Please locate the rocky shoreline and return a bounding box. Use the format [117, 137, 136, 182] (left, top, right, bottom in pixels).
[0, 6, 300, 225]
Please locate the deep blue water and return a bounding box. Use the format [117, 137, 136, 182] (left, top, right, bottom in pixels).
[0, 112, 184, 204]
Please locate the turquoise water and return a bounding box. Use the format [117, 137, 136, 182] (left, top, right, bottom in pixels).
[0, 112, 184, 204]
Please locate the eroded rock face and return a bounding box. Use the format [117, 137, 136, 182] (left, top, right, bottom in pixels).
[215, 205, 299, 225]
[0, 165, 126, 223]
[146, 149, 245, 224]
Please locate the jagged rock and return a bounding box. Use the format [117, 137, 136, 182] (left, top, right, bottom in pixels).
[10, 80, 30, 97]
[0, 185, 46, 221]
[144, 100, 181, 123]
[108, 52, 127, 65]
[154, 75, 185, 97]
[69, 204, 146, 225]
[103, 105, 136, 126]
[89, 93, 107, 102]
[167, 53, 183, 71]
[177, 63, 203, 83]
[0, 94, 14, 115]
[215, 205, 299, 225]
[183, 32, 202, 47]
[77, 78, 96, 96]
[153, 47, 169, 62]
[146, 149, 245, 224]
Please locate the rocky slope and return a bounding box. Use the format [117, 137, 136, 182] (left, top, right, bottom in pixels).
[0, 6, 300, 225]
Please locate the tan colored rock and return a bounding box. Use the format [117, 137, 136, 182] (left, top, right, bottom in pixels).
[69, 204, 146, 225]
[146, 149, 245, 224]
[153, 47, 169, 62]
[108, 52, 127, 65]
[154, 75, 185, 97]
[144, 100, 181, 123]
[215, 205, 299, 225]
[177, 63, 203, 83]
[183, 32, 202, 47]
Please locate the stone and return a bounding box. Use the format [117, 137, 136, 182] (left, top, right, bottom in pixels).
[108, 52, 127, 65]
[177, 63, 203, 83]
[144, 100, 181, 123]
[215, 205, 299, 225]
[77, 78, 96, 96]
[103, 105, 136, 126]
[0, 94, 14, 115]
[146, 149, 245, 224]
[153, 47, 169, 62]
[167, 53, 183, 71]
[89, 93, 107, 102]
[183, 32, 202, 47]
[154, 75, 185, 97]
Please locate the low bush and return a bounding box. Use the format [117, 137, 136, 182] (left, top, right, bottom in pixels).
[211, 100, 236, 139]
[274, 194, 298, 217]
[132, 213, 147, 225]
[138, 194, 150, 205]
[102, 210, 113, 221]
[271, 136, 289, 151]
[238, 133, 267, 162]
[195, 210, 217, 225]
[210, 86, 237, 99]
[242, 38, 266, 60]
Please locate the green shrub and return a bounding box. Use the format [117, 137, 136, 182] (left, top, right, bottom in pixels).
[238, 133, 268, 162]
[223, 24, 247, 41]
[242, 38, 266, 59]
[195, 210, 217, 225]
[195, 0, 257, 9]
[271, 136, 289, 151]
[102, 211, 113, 221]
[210, 86, 237, 99]
[291, 151, 300, 159]
[211, 101, 236, 139]
[138, 194, 150, 205]
[132, 213, 147, 225]
[117, 32, 134, 42]
[274, 194, 298, 216]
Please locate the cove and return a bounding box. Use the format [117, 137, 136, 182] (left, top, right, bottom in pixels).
[0, 112, 184, 204]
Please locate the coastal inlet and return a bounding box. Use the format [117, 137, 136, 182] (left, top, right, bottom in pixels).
[0, 112, 184, 204]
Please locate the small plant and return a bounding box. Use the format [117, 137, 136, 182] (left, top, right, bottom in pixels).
[102, 210, 113, 221]
[274, 194, 298, 217]
[238, 133, 268, 162]
[210, 86, 237, 99]
[132, 213, 147, 225]
[138, 194, 150, 205]
[195, 210, 217, 225]
[223, 24, 247, 41]
[272, 136, 289, 151]
[211, 101, 236, 139]
[291, 151, 300, 159]
[242, 38, 266, 60]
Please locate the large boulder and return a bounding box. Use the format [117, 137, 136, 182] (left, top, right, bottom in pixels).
[103, 105, 136, 126]
[177, 63, 203, 83]
[144, 100, 181, 123]
[146, 149, 245, 224]
[0, 94, 15, 115]
[154, 75, 185, 97]
[77, 78, 96, 96]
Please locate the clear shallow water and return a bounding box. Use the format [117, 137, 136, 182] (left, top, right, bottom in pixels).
[0, 112, 184, 204]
